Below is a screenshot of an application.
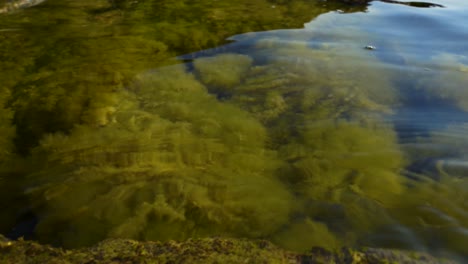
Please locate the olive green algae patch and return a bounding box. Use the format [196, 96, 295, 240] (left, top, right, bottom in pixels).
[273, 119, 407, 251]
[24, 65, 293, 248]
[0, 86, 25, 233]
[0, 235, 459, 264]
[392, 124, 468, 258]
[391, 176, 468, 257]
[404, 123, 468, 179]
[416, 54, 468, 112]
[0, 87, 15, 163]
[194, 53, 253, 89]
[2, 0, 174, 154]
[0, 0, 365, 156]
[284, 120, 405, 202]
[256, 37, 400, 113]
[190, 30, 401, 127]
[186, 30, 409, 252]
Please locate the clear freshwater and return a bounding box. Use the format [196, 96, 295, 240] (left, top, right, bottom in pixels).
[0, 0, 467, 262]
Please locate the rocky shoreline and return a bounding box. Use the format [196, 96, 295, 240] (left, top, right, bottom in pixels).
[0, 234, 458, 264]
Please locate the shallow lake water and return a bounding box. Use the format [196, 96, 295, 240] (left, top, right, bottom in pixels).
[0, 0, 467, 262]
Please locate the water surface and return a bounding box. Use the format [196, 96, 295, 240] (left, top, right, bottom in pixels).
[0, 0, 467, 262]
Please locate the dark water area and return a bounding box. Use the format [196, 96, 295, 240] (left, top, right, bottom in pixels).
[0, 0, 467, 262]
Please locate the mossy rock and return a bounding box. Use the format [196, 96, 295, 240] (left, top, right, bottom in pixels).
[0, 235, 459, 264]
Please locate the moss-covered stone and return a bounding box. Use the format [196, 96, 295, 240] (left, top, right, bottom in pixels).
[0, 235, 458, 264]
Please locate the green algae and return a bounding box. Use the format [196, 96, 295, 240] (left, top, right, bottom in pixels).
[2, 0, 174, 154]
[275, 119, 407, 250]
[24, 64, 294, 248]
[194, 53, 253, 90]
[20, 40, 410, 251]
[390, 175, 468, 257]
[0, 86, 28, 235]
[287, 120, 405, 201]
[203, 31, 408, 252]
[185, 27, 409, 253]
[272, 218, 340, 252]
[0, 87, 14, 163]
[0, 0, 364, 155]
[0, 88, 15, 228]
[259, 37, 400, 112]
[0, 0, 369, 248]
[417, 54, 468, 112]
[404, 123, 468, 179]
[0, 0, 467, 260]
[392, 124, 468, 258]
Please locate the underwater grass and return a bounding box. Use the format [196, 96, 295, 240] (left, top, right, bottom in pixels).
[24, 65, 294, 248]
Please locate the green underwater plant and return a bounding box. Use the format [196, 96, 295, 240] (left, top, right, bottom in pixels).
[275, 118, 408, 250]
[25, 64, 294, 248]
[2, 0, 367, 155]
[243, 35, 405, 247]
[0, 30, 42, 91]
[7, 3, 172, 154]
[389, 175, 468, 257]
[229, 63, 303, 123]
[123, 0, 364, 53]
[184, 33, 407, 251]
[191, 31, 400, 126]
[194, 53, 253, 90]
[426, 124, 468, 178]
[261, 37, 399, 113]
[272, 217, 340, 252]
[416, 53, 468, 112]
[0, 86, 26, 235]
[402, 123, 468, 180]
[0, 87, 15, 163]
[281, 119, 405, 203]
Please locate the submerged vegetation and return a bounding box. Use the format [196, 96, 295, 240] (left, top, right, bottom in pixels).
[0, 0, 365, 153]
[0, 0, 467, 262]
[417, 54, 468, 112]
[0, 87, 14, 163]
[25, 65, 294, 247]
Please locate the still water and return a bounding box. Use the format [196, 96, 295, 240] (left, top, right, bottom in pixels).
[0, 0, 467, 262]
